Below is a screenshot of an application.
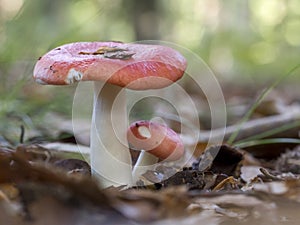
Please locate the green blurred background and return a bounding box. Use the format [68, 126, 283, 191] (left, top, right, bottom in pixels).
[0, 0, 299, 143]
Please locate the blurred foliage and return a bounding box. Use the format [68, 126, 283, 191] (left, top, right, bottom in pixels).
[0, 0, 299, 141]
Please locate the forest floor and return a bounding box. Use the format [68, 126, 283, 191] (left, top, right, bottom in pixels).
[1, 83, 300, 225]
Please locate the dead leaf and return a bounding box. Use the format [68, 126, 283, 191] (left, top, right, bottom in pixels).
[193, 145, 244, 178]
[79, 46, 127, 55]
[79, 46, 135, 60]
[104, 51, 135, 60]
[114, 186, 190, 222]
[240, 166, 263, 183]
[0, 183, 19, 201]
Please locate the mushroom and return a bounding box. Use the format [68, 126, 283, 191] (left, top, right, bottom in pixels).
[33, 41, 186, 188]
[127, 120, 184, 184]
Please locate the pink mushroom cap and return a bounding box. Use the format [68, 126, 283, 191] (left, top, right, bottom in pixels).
[127, 120, 184, 161]
[33, 42, 187, 90]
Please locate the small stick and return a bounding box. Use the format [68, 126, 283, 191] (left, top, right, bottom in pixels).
[20, 125, 25, 144]
[198, 109, 300, 144]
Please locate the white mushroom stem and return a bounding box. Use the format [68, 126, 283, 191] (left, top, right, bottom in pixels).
[91, 82, 133, 188]
[132, 150, 158, 184]
[130, 125, 159, 184]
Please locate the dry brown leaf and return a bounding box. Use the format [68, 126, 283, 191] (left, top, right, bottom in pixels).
[240, 166, 263, 183]
[0, 183, 19, 201]
[113, 186, 191, 222]
[193, 145, 244, 178]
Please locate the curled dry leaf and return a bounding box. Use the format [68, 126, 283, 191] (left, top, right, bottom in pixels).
[212, 176, 240, 191]
[193, 145, 244, 178]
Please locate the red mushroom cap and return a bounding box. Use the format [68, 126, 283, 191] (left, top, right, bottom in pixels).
[127, 120, 184, 161]
[33, 42, 187, 90]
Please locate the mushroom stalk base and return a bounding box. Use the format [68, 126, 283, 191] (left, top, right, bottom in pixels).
[132, 151, 158, 184]
[91, 82, 133, 188]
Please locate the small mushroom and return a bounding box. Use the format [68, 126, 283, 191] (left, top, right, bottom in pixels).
[33, 41, 186, 188]
[127, 120, 184, 184]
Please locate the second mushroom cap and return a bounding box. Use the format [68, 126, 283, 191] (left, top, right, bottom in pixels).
[127, 120, 184, 161]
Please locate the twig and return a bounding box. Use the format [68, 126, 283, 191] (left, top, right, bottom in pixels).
[20, 125, 25, 144]
[198, 108, 300, 144]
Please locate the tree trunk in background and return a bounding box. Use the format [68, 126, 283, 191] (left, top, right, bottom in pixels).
[126, 0, 161, 40]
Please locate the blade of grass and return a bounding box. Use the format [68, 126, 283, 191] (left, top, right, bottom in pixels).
[234, 119, 300, 145]
[234, 138, 300, 149]
[227, 64, 300, 145]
